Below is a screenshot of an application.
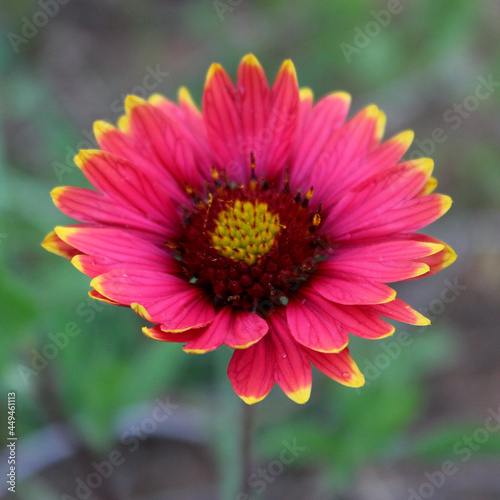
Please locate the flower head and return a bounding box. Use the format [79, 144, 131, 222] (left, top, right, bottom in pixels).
[43, 55, 455, 404]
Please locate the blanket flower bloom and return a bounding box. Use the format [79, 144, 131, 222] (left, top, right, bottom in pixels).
[43, 55, 455, 404]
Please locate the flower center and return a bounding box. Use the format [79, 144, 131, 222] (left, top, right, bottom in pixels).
[211, 200, 281, 266]
[175, 172, 327, 314]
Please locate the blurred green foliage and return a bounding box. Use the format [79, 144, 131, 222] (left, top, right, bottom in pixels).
[1, 0, 499, 498]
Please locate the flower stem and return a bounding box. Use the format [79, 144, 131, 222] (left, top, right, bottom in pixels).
[240, 401, 255, 496]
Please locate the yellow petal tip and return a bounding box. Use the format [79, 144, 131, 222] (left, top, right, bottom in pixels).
[50, 186, 66, 203]
[73, 149, 101, 169]
[330, 91, 352, 105]
[142, 326, 161, 340]
[377, 325, 396, 340]
[117, 114, 130, 133]
[422, 177, 438, 195]
[299, 87, 314, 102]
[177, 86, 199, 111]
[241, 53, 261, 67]
[147, 93, 165, 106]
[183, 347, 211, 355]
[125, 94, 147, 114]
[440, 195, 453, 215]
[70, 255, 85, 273]
[279, 59, 297, 81]
[441, 244, 457, 269]
[41, 231, 66, 256]
[93, 120, 114, 141]
[54, 225, 78, 242]
[376, 110, 387, 141]
[345, 370, 365, 388]
[381, 289, 397, 304]
[315, 340, 349, 354]
[412, 157, 434, 177]
[131, 303, 152, 321]
[364, 104, 379, 118]
[416, 263, 431, 277]
[391, 129, 414, 150]
[239, 394, 267, 405]
[90, 275, 105, 294]
[414, 311, 431, 326]
[205, 63, 224, 87]
[286, 386, 311, 404]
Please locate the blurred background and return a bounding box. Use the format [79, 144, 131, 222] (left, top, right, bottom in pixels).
[1, 0, 499, 499]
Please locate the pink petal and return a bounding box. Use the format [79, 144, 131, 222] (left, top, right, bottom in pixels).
[308, 105, 386, 205]
[324, 302, 395, 340]
[377, 194, 452, 235]
[328, 130, 414, 204]
[311, 261, 396, 304]
[263, 60, 300, 179]
[125, 96, 205, 191]
[89, 289, 124, 305]
[55, 226, 178, 277]
[305, 346, 365, 387]
[203, 56, 300, 183]
[149, 90, 214, 173]
[55, 226, 175, 267]
[71, 254, 117, 278]
[287, 289, 349, 352]
[94, 120, 156, 171]
[74, 150, 181, 234]
[268, 311, 312, 404]
[228, 336, 275, 404]
[91, 268, 215, 330]
[296, 88, 314, 137]
[330, 194, 452, 240]
[324, 238, 445, 283]
[322, 159, 441, 239]
[405, 235, 457, 278]
[290, 91, 351, 190]
[41, 230, 80, 260]
[51, 186, 171, 238]
[203, 62, 244, 181]
[183, 309, 268, 353]
[235, 54, 271, 177]
[143, 324, 199, 343]
[369, 297, 430, 326]
[322, 260, 428, 283]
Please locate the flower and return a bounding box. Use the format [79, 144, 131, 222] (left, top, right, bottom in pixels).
[43, 54, 455, 404]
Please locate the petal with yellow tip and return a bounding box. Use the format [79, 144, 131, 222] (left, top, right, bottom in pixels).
[307, 347, 365, 388]
[228, 336, 275, 405]
[371, 297, 431, 326]
[41, 229, 80, 260]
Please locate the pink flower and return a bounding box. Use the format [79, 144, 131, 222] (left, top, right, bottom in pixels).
[43, 55, 455, 404]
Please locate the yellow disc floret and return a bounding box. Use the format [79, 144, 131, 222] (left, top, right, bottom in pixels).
[211, 200, 281, 265]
